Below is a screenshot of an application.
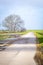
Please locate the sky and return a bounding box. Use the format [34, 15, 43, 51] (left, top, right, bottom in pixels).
[0, 0, 43, 30]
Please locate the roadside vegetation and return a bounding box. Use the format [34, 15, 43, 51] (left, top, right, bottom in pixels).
[34, 30, 43, 46]
[29, 30, 43, 47]
[0, 30, 29, 40]
[0, 30, 43, 46]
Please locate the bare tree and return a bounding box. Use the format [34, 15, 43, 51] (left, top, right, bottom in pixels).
[3, 14, 25, 32]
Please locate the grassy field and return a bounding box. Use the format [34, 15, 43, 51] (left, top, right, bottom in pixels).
[28, 30, 43, 45]
[30, 30, 43, 46]
[0, 30, 29, 40]
[0, 30, 43, 45]
[24, 30, 43, 44]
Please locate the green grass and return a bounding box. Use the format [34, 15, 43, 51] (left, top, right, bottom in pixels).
[0, 35, 10, 40]
[0, 30, 29, 40]
[40, 43, 43, 47]
[0, 30, 43, 45]
[34, 30, 43, 44]
[30, 30, 43, 47]
[26, 30, 43, 44]
[32, 30, 43, 47]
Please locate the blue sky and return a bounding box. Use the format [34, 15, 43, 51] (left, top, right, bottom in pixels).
[0, 0, 43, 30]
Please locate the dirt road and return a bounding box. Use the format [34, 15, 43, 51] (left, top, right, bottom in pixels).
[0, 32, 36, 65]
